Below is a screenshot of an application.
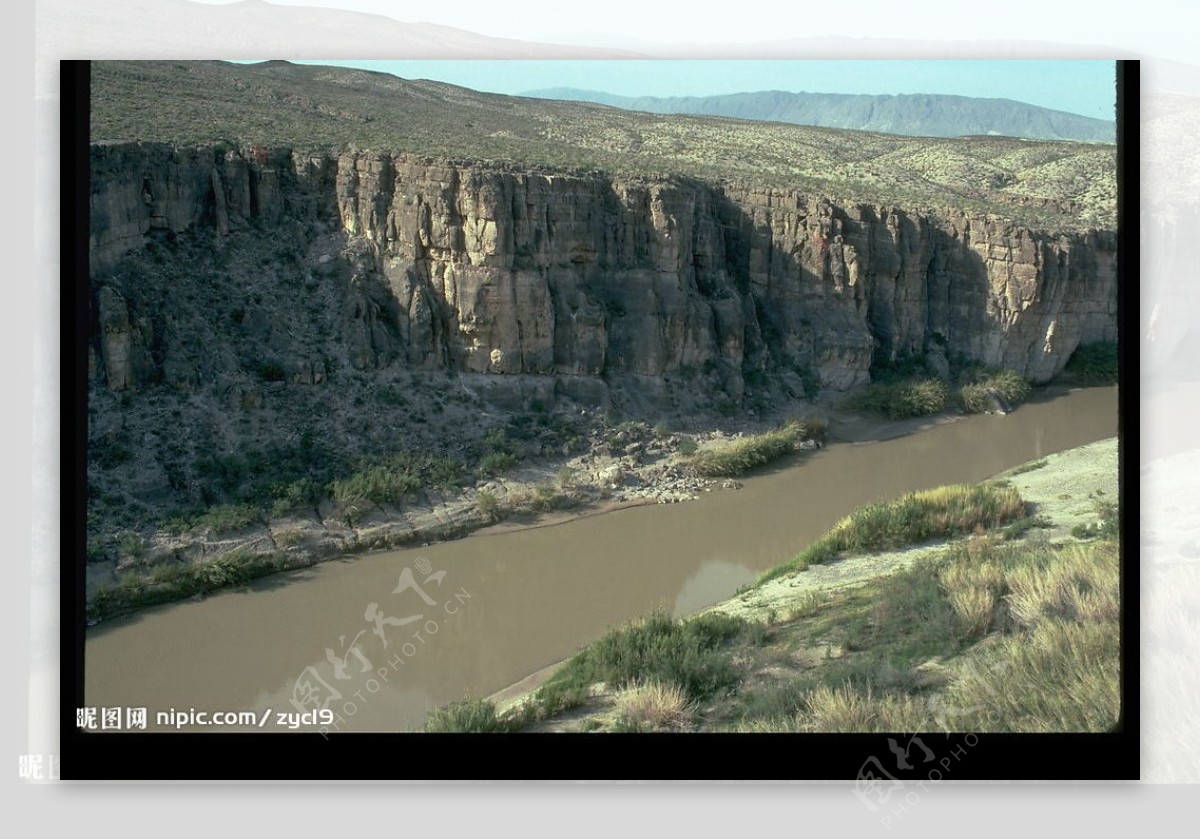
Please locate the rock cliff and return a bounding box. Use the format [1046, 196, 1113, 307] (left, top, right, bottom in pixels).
[89, 143, 1118, 405]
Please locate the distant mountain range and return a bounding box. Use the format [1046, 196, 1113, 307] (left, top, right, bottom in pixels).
[522, 88, 1115, 142]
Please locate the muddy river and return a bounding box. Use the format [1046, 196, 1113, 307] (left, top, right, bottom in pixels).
[86, 385, 1118, 732]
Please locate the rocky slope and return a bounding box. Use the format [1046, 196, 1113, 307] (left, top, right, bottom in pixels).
[90, 143, 1117, 404]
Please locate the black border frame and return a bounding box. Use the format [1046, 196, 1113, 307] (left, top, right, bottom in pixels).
[60, 59, 1139, 781]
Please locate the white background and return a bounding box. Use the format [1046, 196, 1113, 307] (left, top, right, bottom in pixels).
[7, 0, 1197, 835]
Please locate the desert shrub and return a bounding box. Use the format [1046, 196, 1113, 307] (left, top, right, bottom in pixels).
[535, 611, 749, 717]
[113, 531, 145, 561]
[958, 369, 1031, 414]
[844, 378, 948, 419]
[690, 420, 821, 477]
[1009, 459, 1048, 476]
[478, 451, 518, 478]
[424, 698, 517, 733]
[476, 490, 500, 519]
[269, 479, 320, 518]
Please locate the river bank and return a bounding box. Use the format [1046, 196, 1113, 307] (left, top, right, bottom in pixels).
[482, 435, 1121, 733]
[83, 379, 1097, 622]
[85, 385, 1117, 731]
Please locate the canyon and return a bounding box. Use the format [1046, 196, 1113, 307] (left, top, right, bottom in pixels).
[81, 61, 1120, 612]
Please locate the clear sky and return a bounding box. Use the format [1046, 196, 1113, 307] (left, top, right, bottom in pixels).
[282, 59, 1116, 120]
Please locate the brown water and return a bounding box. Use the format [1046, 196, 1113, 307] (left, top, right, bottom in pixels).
[86, 386, 1118, 732]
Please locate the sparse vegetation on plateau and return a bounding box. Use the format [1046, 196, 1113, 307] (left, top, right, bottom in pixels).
[90, 61, 1116, 231]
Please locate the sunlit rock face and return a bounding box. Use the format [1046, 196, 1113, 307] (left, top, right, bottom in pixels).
[88, 144, 1118, 398]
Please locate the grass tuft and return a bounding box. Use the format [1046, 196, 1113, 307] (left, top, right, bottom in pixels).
[424, 698, 519, 733]
[87, 550, 292, 622]
[690, 419, 822, 477]
[527, 610, 752, 721]
[843, 378, 948, 419]
[758, 482, 1027, 584]
[958, 369, 1032, 414]
[612, 681, 694, 732]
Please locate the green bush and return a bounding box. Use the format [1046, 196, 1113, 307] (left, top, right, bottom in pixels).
[1009, 459, 1048, 476]
[330, 453, 463, 512]
[478, 451, 518, 478]
[424, 698, 517, 733]
[759, 482, 1028, 583]
[87, 550, 292, 622]
[958, 369, 1031, 414]
[194, 503, 261, 534]
[844, 378, 948, 419]
[114, 531, 145, 561]
[268, 479, 320, 518]
[476, 490, 500, 519]
[1072, 501, 1119, 540]
[330, 463, 421, 510]
[535, 611, 750, 713]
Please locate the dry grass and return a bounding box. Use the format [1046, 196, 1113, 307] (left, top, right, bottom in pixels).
[612, 681, 694, 732]
[741, 516, 1119, 734]
[945, 620, 1119, 732]
[931, 538, 1119, 732]
[1004, 542, 1120, 628]
[803, 684, 880, 730]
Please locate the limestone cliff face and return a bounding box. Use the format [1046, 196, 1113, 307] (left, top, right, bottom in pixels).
[88, 143, 1118, 400]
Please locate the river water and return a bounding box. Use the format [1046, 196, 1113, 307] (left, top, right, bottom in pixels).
[85, 385, 1118, 732]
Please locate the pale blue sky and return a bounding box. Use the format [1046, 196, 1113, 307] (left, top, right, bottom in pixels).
[280, 60, 1117, 120]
